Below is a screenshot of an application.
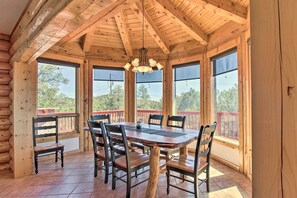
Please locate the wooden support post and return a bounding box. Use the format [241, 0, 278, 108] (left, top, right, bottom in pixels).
[146, 146, 160, 198]
[12, 61, 37, 178]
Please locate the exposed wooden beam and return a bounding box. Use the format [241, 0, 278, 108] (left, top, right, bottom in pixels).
[10, 0, 134, 64]
[131, 3, 170, 55]
[154, 0, 208, 45]
[190, 0, 247, 24]
[82, 32, 94, 53]
[114, 12, 133, 57]
[58, 0, 138, 46]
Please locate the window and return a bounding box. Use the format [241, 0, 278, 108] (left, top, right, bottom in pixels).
[136, 70, 163, 123]
[37, 59, 79, 152]
[173, 62, 200, 129]
[212, 49, 239, 140]
[93, 67, 125, 122]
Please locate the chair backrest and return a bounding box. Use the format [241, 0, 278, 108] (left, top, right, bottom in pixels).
[166, 115, 186, 129]
[194, 122, 217, 175]
[105, 124, 131, 171]
[87, 120, 109, 159]
[148, 114, 164, 126]
[91, 114, 111, 124]
[32, 116, 59, 146]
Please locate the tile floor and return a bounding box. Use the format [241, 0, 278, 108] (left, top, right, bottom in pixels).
[0, 152, 252, 198]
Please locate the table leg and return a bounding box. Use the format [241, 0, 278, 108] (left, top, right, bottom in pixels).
[146, 146, 160, 198]
[180, 145, 188, 155]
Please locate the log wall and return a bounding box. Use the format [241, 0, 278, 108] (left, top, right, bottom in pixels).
[0, 34, 12, 172]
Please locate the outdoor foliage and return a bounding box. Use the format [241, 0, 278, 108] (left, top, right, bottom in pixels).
[38, 63, 75, 113]
[38, 65, 238, 114]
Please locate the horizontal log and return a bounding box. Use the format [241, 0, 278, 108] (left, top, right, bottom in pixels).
[0, 62, 11, 70]
[0, 119, 11, 126]
[0, 108, 11, 116]
[0, 152, 11, 164]
[0, 142, 10, 153]
[0, 98, 11, 107]
[0, 74, 11, 85]
[0, 163, 10, 171]
[0, 125, 11, 130]
[0, 51, 10, 62]
[0, 85, 11, 96]
[0, 40, 10, 51]
[0, 34, 9, 41]
[0, 130, 10, 142]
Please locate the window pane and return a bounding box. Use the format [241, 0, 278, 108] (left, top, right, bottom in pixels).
[173, 63, 200, 129]
[37, 61, 79, 151]
[93, 68, 125, 122]
[136, 70, 163, 123]
[212, 51, 239, 140]
[37, 63, 76, 114]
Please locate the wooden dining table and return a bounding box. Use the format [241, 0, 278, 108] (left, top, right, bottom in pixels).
[85, 122, 199, 198]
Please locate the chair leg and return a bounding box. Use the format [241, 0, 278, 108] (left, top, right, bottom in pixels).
[55, 151, 58, 162]
[206, 166, 210, 192]
[94, 157, 98, 177]
[34, 154, 38, 174]
[194, 177, 199, 198]
[126, 172, 131, 198]
[166, 167, 170, 194]
[104, 161, 109, 184]
[61, 149, 64, 167]
[112, 166, 116, 190]
[135, 170, 137, 178]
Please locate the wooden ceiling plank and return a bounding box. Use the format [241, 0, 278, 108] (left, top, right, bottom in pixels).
[131, 3, 170, 55]
[154, 0, 208, 45]
[82, 31, 94, 52]
[58, 0, 138, 46]
[114, 12, 133, 57]
[10, 0, 130, 63]
[191, 0, 247, 24]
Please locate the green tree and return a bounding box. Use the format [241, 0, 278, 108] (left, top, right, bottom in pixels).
[176, 88, 200, 112]
[216, 84, 238, 112]
[38, 64, 75, 113]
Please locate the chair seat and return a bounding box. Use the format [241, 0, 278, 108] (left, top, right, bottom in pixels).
[167, 155, 208, 174]
[160, 148, 179, 156]
[34, 143, 64, 153]
[115, 152, 149, 170]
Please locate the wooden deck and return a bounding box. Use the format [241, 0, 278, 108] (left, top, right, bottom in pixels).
[0, 152, 251, 198]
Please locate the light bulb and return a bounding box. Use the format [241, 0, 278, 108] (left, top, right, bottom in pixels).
[149, 59, 157, 67]
[156, 62, 163, 70]
[123, 63, 131, 71]
[132, 58, 139, 67]
[148, 67, 153, 73]
[132, 67, 138, 72]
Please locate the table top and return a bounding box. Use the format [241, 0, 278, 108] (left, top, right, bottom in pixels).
[85, 122, 199, 148]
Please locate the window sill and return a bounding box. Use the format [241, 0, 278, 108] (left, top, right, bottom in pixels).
[213, 136, 239, 149]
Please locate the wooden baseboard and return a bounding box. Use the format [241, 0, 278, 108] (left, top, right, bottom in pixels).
[188, 148, 240, 171]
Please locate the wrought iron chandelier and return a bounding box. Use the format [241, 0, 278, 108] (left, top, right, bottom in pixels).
[123, 0, 163, 73]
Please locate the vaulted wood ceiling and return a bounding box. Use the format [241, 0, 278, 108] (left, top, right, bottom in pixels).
[52, 0, 249, 60]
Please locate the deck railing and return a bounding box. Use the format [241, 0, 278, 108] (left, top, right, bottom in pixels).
[38, 108, 239, 139]
[38, 109, 78, 133]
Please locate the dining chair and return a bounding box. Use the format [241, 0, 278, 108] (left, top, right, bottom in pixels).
[166, 122, 217, 197]
[91, 114, 111, 124]
[148, 114, 164, 125]
[87, 120, 111, 183]
[105, 124, 150, 198]
[161, 115, 187, 160]
[166, 115, 186, 129]
[32, 116, 64, 174]
[131, 114, 164, 153]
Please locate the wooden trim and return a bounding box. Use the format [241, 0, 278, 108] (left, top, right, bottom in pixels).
[82, 32, 94, 53]
[213, 136, 239, 150]
[40, 52, 84, 65]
